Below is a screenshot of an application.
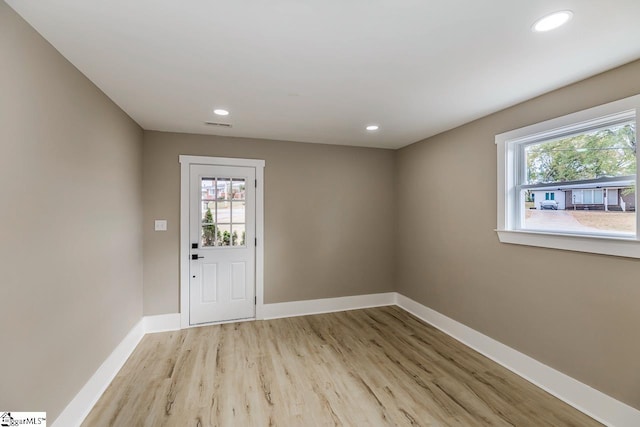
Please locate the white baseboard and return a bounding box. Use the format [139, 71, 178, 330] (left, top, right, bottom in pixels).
[261, 292, 397, 320]
[395, 293, 640, 427]
[144, 313, 181, 333]
[51, 319, 145, 427]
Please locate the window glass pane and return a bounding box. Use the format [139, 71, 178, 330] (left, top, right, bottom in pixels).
[583, 190, 593, 204]
[594, 189, 604, 204]
[201, 179, 216, 200]
[232, 179, 246, 200]
[573, 190, 583, 204]
[525, 122, 636, 185]
[232, 224, 246, 247]
[232, 201, 245, 223]
[202, 201, 215, 220]
[217, 224, 231, 246]
[217, 178, 231, 201]
[201, 223, 217, 247]
[216, 201, 231, 224]
[521, 188, 636, 235]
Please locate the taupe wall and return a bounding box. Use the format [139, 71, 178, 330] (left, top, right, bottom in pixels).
[143, 131, 396, 315]
[0, 2, 143, 420]
[5, 0, 640, 414]
[397, 59, 640, 408]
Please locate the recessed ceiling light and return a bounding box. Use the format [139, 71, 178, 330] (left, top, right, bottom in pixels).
[532, 11, 573, 32]
[213, 109, 229, 116]
[366, 125, 380, 131]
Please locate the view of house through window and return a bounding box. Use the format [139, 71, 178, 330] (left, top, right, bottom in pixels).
[201, 177, 246, 247]
[520, 121, 636, 235]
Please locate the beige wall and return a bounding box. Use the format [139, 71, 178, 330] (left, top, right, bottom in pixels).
[396, 59, 640, 409]
[0, 2, 143, 420]
[143, 131, 396, 315]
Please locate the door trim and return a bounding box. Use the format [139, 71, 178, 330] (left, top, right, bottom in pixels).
[179, 155, 265, 329]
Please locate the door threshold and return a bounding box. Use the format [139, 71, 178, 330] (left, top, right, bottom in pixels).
[187, 316, 256, 329]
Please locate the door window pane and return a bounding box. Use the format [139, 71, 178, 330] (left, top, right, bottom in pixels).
[217, 224, 231, 246]
[201, 179, 216, 200]
[217, 178, 231, 201]
[216, 201, 231, 224]
[201, 217, 217, 247]
[232, 224, 246, 247]
[201, 201, 215, 219]
[232, 179, 246, 200]
[201, 177, 247, 247]
[232, 201, 245, 223]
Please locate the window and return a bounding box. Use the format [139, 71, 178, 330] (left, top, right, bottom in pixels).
[496, 94, 640, 258]
[573, 189, 605, 205]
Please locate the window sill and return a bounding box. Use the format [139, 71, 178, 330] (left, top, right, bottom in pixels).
[495, 229, 640, 258]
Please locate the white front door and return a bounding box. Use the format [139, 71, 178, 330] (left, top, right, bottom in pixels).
[189, 164, 256, 325]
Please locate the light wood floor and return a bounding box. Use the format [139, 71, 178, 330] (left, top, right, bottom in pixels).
[83, 306, 601, 426]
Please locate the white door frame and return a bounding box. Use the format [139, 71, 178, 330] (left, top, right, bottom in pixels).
[179, 155, 265, 329]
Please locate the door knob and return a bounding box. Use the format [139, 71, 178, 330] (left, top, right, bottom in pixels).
[191, 254, 204, 260]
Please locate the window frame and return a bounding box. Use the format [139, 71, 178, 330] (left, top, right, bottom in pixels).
[496, 94, 640, 258]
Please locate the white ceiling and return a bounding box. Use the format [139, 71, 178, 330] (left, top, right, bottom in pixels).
[7, 1, 640, 149]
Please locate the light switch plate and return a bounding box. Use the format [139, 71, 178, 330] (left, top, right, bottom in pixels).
[154, 220, 167, 231]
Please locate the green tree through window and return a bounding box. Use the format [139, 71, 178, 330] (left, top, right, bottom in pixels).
[202, 207, 217, 246]
[526, 123, 636, 184]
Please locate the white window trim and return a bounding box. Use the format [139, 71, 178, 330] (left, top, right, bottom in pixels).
[496, 94, 640, 258]
[179, 155, 266, 328]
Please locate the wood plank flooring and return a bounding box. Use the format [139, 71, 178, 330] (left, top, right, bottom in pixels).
[83, 306, 601, 426]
